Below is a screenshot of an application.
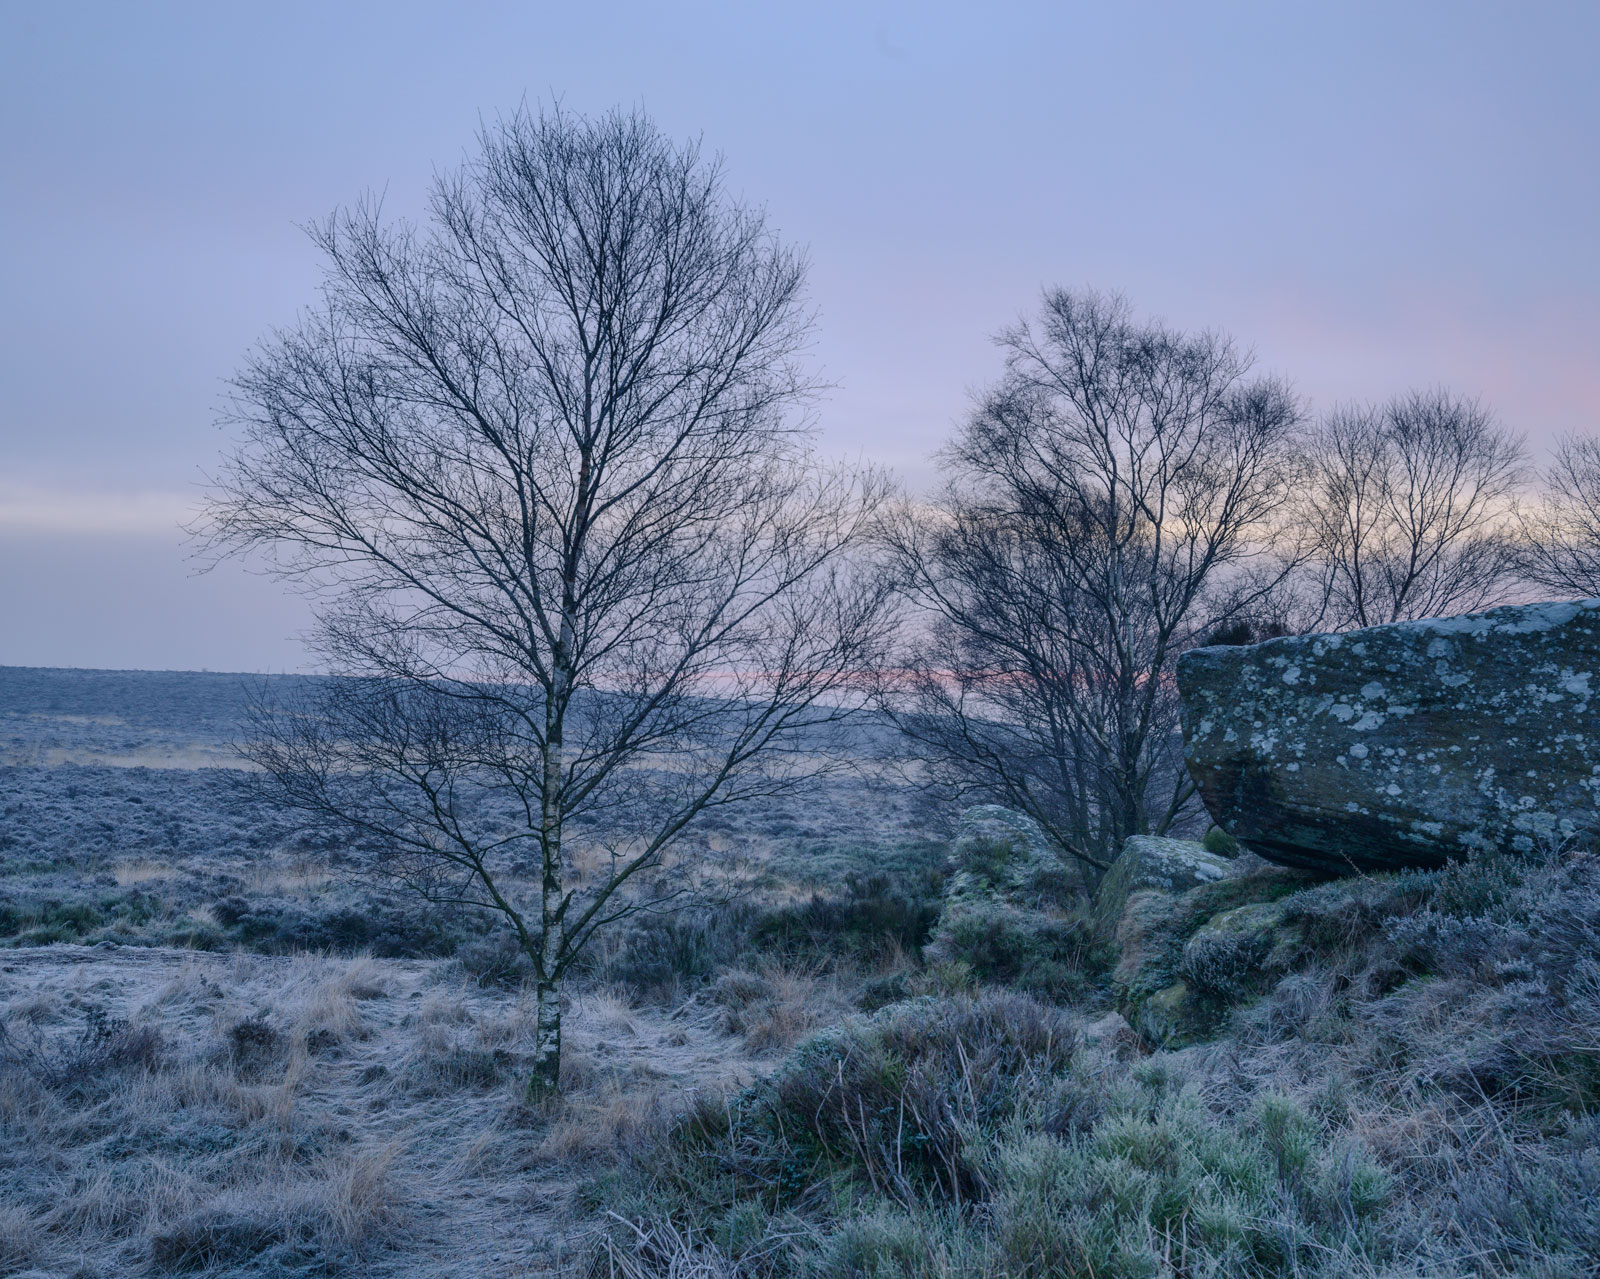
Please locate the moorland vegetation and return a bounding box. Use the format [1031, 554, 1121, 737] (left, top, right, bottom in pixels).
[4, 102, 1600, 1278]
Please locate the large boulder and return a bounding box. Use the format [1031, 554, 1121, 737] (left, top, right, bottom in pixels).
[1178, 598, 1600, 873]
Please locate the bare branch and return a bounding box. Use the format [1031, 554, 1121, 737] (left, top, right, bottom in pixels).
[1519, 433, 1600, 600]
[874, 289, 1305, 875]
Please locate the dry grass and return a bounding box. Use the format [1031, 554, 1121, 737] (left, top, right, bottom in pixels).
[241, 857, 337, 896]
[706, 962, 854, 1056]
[0, 946, 761, 1277]
[112, 859, 181, 886]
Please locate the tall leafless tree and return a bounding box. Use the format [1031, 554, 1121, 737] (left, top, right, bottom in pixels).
[202, 106, 892, 1094]
[1519, 433, 1600, 600]
[878, 290, 1305, 876]
[1304, 390, 1526, 629]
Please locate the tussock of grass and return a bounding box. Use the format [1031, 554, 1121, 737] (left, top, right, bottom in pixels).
[708, 963, 855, 1055]
[598, 993, 1389, 1276]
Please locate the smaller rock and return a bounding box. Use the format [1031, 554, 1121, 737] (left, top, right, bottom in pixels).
[1106, 859, 1315, 1045]
[939, 804, 1076, 910]
[1092, 836, 1233, 940]
[1178, 901, 1301, 1000]
[925, 805, 1088, 1000]
[1080, 1010, 1138, 1057]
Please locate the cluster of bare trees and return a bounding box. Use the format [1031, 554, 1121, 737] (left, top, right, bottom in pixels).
[205, 106, 1599, 1087]
[1302, 390, 1526, 628]
[880, 294, 1599, 882]
[1519, 435, 1600, 599]
[883, 297, 1599, 877]
[875, 293, 1304, 875]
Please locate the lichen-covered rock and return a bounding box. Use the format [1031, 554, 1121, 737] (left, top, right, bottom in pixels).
[925, 805, 1090, 999]
[1178, 598, 1600, 874]
[1092, 835, 1233, 939]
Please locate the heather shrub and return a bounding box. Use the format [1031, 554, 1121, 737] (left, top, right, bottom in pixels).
[226, 899, 468, 957]
[932, 902, 1097, 1000]
[636, 992, 1076, 1223]
[224, 1014, 282, 1079]
[455, 932, 535, 988]
[0, 891, 163, 945]
[0, 1008, 166, 1090]
[589, 870, 945, 1003]
[746, 871, 942, 963]
[589, 904, 757, 1000]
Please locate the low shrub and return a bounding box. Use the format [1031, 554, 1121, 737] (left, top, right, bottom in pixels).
[0, 891, 165, 945]
[215, 897, 474, 958]
[590, 904, 757, 1000]
[455, 932, 535, 988]
[0, 1008, 166, 1091]
[931, 902, 1098, 1001]
[746, 871, 942, 963]
[592, 873, 944, 1002]
[643, 991, 1077, 1218]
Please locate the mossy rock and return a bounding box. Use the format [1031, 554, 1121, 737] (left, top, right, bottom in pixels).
[926, 806, 1094, 999]
[1092, 835, 1234, 940]
[1111, 863, 1320, 1045]
[1179, 900, 1304, 997]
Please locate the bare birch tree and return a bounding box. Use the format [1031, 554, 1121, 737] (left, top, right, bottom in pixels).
[1304, 390, 1526, 629]
[1519, 433, 1600, 599]
[878, 290, 1304, 876]
[203, 106, 892, 1095]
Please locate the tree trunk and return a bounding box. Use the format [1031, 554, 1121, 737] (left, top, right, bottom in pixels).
[527, 977, 561, 1100]
[531, 585, 578, 1100]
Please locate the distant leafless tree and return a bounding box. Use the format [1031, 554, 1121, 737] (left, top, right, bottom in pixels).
[1519, 433, 1600, 600]
[878, 290, 1305, 876]
[202, 106, 892, 1095]
[1304, 390, 1526, 629]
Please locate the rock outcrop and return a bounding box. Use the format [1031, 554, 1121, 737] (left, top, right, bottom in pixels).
[1178, 598, 1600, 873]
[925, 805, 1088, 998]
[933, 805, 1073, 913]
[1103, 851, 1315, 1045]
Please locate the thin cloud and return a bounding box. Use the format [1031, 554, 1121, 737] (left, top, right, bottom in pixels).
[0, 484, 198, 535]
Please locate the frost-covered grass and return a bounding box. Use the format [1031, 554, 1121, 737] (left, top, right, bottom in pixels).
[0, 947, 782, 1277]
[0, 667, 942, 962]
[13, 667, 1600, 1275]
[591, 851, 1600, 1278]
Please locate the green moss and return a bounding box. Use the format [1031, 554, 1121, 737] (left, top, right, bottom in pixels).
[1203, 825, 1241, 857]
[1092, 836, 1234, 940]
[1111, 866, 1325, 1044]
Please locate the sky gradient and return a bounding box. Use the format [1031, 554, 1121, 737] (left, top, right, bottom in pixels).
[2, 1, 1596, 671]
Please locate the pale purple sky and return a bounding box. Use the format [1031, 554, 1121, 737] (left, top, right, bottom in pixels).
[2, 1, 1596, 671]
